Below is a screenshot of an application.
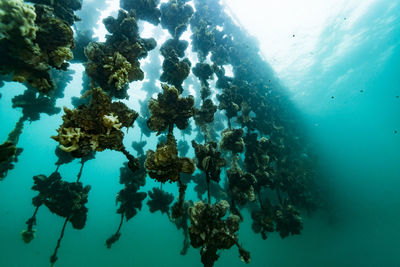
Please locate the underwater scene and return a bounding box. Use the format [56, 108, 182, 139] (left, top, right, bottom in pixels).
[0, 0, 399, 266]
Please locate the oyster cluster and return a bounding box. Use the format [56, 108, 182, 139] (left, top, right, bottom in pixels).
[52, 88, 138, 157]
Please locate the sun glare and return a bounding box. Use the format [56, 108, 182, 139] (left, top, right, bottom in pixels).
[224, 0, 376, 83]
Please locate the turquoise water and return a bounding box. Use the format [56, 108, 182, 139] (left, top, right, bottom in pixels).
[1, 0, 399, 266]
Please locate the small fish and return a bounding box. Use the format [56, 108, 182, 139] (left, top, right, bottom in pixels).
[344, 18, 347, 20]
[360, 89, 364, 93]
[292, 34, 295, 37]
[395, 130, 398, 134]
[331, 96, 335, 99]
[396, 96, 399, 98]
